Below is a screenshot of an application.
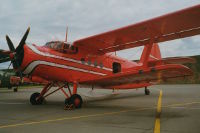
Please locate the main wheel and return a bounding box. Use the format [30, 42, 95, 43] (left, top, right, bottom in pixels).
[65, 94, 83, 109]
[30, 92, 44, 105]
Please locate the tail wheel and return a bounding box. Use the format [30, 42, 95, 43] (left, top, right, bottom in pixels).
[145, 88, 150, 95]
[30, 92, 44, 105]
[13, 87, 18, 92]
[65, 94, 83, 109]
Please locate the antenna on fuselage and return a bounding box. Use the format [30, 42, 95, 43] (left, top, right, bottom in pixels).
[65, 26, 68, 42]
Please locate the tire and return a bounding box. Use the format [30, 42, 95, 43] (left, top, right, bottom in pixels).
[13, 87, 18, 92]
[30, 92, 44, 105]
[67, 94, 83, 109]
[72, 94, 83, 109]
[145, 89, 150, 95]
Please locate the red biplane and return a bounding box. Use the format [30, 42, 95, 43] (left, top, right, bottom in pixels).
[1, 4, 200, 109]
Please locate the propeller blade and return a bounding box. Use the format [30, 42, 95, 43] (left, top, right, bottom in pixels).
[0, 57, 10, 63]
[4, 27, 30, 82]
[6, 35, 15, 52]
[5, 35, 17, 68]
[0, 49, 12, 55]
[16, 27, 30, 52]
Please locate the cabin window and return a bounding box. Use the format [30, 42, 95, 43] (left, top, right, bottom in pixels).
[94, 61, 98, 67]
[81, 58, 85, 64]
[87, 60, 91, 65]
[99, 63, 103, 69]
[112, 62, 121, 73]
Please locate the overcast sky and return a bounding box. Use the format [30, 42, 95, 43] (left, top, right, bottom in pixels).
[0, 0, 200, 68]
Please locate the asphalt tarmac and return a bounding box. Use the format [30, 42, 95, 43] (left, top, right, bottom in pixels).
[0, 84, 200, 133]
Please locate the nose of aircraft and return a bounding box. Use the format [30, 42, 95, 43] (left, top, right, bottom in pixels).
[5, 27, 30, 79]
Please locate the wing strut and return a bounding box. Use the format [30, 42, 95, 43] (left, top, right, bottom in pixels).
[140, 43, 153, 67]
[139, 37, 155, 67]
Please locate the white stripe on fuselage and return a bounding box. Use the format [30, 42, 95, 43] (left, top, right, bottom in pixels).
[27, 44, 112, 71]
[23, 60, 107, 76]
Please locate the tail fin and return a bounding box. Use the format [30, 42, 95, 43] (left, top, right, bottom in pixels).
[140, 43, 162, 66]
[139, 43, 195, 66]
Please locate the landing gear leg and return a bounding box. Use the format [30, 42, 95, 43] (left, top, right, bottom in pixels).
[145, 86, 150, 95]
[29, 82, 83, 109]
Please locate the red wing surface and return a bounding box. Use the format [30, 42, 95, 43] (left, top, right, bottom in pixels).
[80, 64, 192, 87]
[74, 5, 200, 54]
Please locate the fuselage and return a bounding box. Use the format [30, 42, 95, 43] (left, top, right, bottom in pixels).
[20, 42, 140, 86]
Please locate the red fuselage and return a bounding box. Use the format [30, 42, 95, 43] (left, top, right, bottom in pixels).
[20, 43, 139, 87]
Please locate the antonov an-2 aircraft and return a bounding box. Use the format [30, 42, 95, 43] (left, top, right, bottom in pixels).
[0, 4, 200, 109]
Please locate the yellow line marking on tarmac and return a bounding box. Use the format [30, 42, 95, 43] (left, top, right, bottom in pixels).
[0, 98, 200, 129]
[0, 102, 26, 105]
[154, 90, 163, 133]
[0, 107, 154, 129]
[165, 101, 200, 107]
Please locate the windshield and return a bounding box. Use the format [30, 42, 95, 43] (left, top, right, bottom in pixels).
[45, 41, 78, 53]
[45, 41, 70, 50]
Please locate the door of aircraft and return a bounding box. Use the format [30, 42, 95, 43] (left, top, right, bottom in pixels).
[112, 62, 121, 73]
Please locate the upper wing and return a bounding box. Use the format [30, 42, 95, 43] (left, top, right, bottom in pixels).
[74, 4, 200, 54]
[80, 64, 192, 87]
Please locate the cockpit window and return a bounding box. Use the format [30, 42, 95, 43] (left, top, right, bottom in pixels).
[45, 41, 68, 50]
[45, 41, 78, 54]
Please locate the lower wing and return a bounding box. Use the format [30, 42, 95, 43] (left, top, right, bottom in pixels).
[80, 64, 192, 88]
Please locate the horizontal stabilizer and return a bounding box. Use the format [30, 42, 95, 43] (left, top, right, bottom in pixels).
[148, 57, 196, 66]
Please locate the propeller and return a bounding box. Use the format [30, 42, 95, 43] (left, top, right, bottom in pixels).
[0, 49, 12, 55]
[4, 27, 30, 81]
